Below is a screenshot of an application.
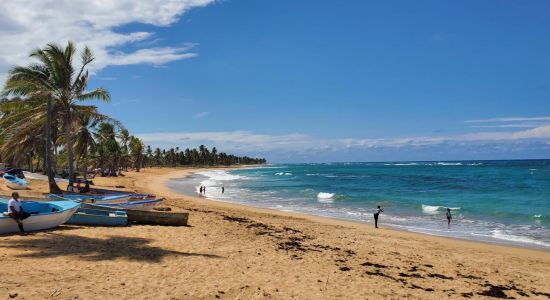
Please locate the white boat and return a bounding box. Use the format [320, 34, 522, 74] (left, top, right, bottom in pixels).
[0, 200, 80, 234]
[97, 198, 164, 210]
[3, 174, 29, 190]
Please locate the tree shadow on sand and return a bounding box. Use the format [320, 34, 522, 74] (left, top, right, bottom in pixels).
[0, 234, 223, 262]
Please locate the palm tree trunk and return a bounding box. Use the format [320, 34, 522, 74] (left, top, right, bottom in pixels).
[46, 95, 62, 194]
[65, 106, 76, 183]
[82, 140, 88, 179]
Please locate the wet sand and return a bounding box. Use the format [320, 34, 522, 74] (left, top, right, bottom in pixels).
[1, 167, 549, 299]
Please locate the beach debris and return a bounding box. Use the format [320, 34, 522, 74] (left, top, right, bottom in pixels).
[427, 273, 453, 280]
[461, 292, 474, 298]
[398, 272, 423, 278]
[410, 284, 434, 292]
[50, 288, 62, 297]
[360, 261, 388, 268]
[8, 292, 18, 298]
[531, 290, 550, 298]
[457, 273, 482, 280]
[339, 266, 351, 271]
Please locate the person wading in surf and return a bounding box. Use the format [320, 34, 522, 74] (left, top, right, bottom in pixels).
[374, 205, 383, 228]
[446, 208, 452, 229]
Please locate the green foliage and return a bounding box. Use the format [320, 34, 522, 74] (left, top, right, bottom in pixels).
[142, 144, 266, 167]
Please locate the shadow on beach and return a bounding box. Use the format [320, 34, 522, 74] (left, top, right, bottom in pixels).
[0, 233, 222, 262]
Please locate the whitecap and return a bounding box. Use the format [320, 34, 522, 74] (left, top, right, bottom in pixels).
[435, 162, 463, 166]
[422, 205, 441, 214]
[422, 205, 460, 214]
[317, 192, 335, 203]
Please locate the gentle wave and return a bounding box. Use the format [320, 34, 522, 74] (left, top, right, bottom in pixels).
[422, 205, 461, 214]
[275, 172, 293, 176]
[317, 192, 335, 203]
[491, 230, 550, 247]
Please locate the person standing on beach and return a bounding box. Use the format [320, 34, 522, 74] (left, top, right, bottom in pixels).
[374, 205, 383, 228]
[8, 192, 30, 233]
[199, 186, 203, 195]
[446, 208, 452, 229]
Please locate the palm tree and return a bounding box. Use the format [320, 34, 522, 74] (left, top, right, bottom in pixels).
[129, 136, 144, 171]
[2, 41, 110, 183]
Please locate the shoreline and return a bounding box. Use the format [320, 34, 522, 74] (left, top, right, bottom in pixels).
[164, 167, 550, 254]
[2, 166, 549, 299]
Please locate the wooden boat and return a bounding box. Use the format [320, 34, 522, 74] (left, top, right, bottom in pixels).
[3, 174, 29, 190]
[48, 193, 132, 204]
[81, 203, 188, 226]
[67, 207, 128, 226]
[96, 198, 164, 210]
[0, 199, 80, 234]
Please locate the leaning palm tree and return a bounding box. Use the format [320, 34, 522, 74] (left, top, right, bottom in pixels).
[2, 41, 110, 183]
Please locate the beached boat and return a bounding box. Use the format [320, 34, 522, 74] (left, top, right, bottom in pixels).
[49, 194, 163, 210]
[81, 203, 188, 226]
[94, 198, 164, 210]
[0, 200, 80, 234]
[3, 174, 29, 190]
[48, 193, 132, 204]
[67, 207, 127, 226]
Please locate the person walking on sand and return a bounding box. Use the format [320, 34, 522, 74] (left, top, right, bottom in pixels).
[446, 208, 452, 229]
[374, 205, 383, 228]
[8, 192, 30, 233]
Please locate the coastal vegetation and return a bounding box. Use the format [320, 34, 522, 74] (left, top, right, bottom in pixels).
[0, 41, 265, 193]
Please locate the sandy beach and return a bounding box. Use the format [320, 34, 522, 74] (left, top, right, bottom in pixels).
[1, 167, 549, 299]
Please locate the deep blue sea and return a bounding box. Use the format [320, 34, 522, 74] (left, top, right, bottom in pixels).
[167, 160, 550, 249]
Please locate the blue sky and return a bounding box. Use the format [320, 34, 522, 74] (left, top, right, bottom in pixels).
[1, 0, 550, 162]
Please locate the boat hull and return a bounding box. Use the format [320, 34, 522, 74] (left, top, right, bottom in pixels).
[80, 203, 188, 226]
[125, 209, 189, 226]
[97, 198, 163, 210]
[67, 208, 127, 226]
[0, 201, 80, 234]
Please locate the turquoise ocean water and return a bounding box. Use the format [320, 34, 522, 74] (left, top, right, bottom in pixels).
[167, 160, 550, 249]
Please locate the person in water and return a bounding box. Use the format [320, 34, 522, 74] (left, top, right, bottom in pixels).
[199, 186, 203, 195]
[222, 186, 225, 194]
[8, 192, 30, 233]
[446, 208, 452, 229]
[374, 205, 383, 228]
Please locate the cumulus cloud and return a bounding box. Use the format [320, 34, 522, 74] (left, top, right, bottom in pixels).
[0, 0, 216, 83]
[136, 122, 550, 160]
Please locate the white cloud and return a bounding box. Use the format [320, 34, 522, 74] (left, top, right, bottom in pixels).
[194, 111, 210, 118]
[137, 123, 550, 156]
[465, 116, 550, 123]
[0, 0, 216, 83]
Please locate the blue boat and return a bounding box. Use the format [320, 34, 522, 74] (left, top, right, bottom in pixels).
[1, 199, 80, 234]
[48, 193, 132, 204]
[3, 174, 29, 190]
[93, 198, 164, 210]
[67, 207, 128, 226]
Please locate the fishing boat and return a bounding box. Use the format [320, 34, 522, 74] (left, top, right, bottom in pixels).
[48, 193, 132, 204]
[0, 200, 80, 234]
[49, 194, 163, 210]
[93, 198, 164, 210]
[67, 207, 127, 226]
[3, 174, 29, 190]
[81, 203, 188, 226]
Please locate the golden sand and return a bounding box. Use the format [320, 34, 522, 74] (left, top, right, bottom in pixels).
[1, 168, 549, 299]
